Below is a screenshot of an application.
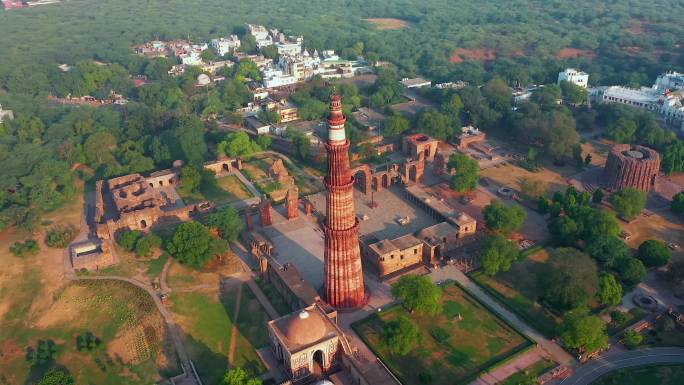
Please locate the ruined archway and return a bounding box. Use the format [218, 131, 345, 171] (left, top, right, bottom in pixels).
[351, 164, 372, 194]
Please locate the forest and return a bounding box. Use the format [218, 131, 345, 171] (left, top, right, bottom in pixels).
[0, 0, 683, 229]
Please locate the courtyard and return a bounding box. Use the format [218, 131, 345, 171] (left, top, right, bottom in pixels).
[262, 186, 439, 290]
[352, 282, 531, 385]
[177, 174, 254, 206]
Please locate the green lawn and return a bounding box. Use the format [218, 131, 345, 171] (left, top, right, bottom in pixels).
[353, 283, 531, 385]
[592, 364, 684, 385]
[178, 175, 253, 206]
[471, 270, 560, 339]
[171, 284, 268, 384]
[500, 358, 556, 385]
[171, 291, 234, 384]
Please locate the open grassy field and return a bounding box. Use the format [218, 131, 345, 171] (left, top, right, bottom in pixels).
[364, 18, 413, 30]
[242, 154, 321, 199]
[470, 250, 561, 339]
[170, 282, 267, 384]
[353, 282, 531, 385]
[178, 175, 253, 206]
[171, 290, 233, 384]
[166, 252, 244, 291]
[480, 163, 569, 194]
[0, 280, 179, 385]
[592, 364, 684, 385]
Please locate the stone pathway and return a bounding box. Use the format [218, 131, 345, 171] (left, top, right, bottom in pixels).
[228, 282, 244, 366]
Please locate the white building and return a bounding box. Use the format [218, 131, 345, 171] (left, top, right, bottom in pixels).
[275, 38, 303, 57]
[210, 36, 241, 56]
[262, 67, 298, 88]
[179, 51, 203, 66]
[0, 104, 14, 124]
[654, 71, 684, 91]
[247, 24, 274, 48]
[594, 86, 660, 109]
[558, 68, 589, 88]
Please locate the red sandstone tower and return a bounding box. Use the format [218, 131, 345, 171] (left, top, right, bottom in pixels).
[323, 94, 366, 309]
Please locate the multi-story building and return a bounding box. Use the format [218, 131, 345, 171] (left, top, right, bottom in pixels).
[247, 24, 274, 48]
[558, 68, 589, 88]
[654, 71, 684, 91]
[210, 35, 241, 57]
[275, 37, 303, 57]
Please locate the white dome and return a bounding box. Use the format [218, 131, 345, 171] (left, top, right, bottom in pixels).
[196, 74, 211, 86]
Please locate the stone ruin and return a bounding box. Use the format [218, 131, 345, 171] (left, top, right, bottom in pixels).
[268, 158, 294, 186]
[603, 144, 660, 192]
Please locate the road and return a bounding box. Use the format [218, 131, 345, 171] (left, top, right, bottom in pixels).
[557, 347, 684, 385]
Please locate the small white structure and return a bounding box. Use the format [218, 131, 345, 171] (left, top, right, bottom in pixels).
[654, 71, 684, 91]
[401, 77, 431, 89]
[558, 68, 589, 88]
[0, 104, 14, 124]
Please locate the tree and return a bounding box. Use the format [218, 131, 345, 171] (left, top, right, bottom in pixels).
[261, 45, 278, 60]
[134, 234, 162, 257]
[218, 131, 261, 158]
[560, 80, 588, 105]
[540, 248, 599, 311]
[174, 116, 207, 165]
[597, 273, 623, 306]
[167, 222, 228, 268]
[672, 191, 684, 214]
[610, 188, 646, 220]
[380, 315, 420, 356]
[616, 257, 647, 286]
[520, 177, 548, 199]
[36, 370, 74, 385]
[417, 110, 454, 140]
[221, 367, 262, 385]
[201, 48, 217, 62]
[622, 330, 643, 349]
[661, 139, 684, 175]
[258, 109, 280, 124]
[637, 240, 671, 268]
[207, 207, 245, 242]
[481, 234, 520, 276]
[561, 308, 609, 353]
[586, 235, 631, 268]
[592, 188, 604, 204]
[116, 230, 143, 251]
[382, 114, 410, 137]
[181, 165, 202, 192]
[607, 117, 637, 143]
[287, 127, 311, 161]
[447, 153, 478, 192]
[549, 215, 580, 246]
[483, 200, 527, 235]
[256, 135, 272, 150]
[391, 275, 442, 315]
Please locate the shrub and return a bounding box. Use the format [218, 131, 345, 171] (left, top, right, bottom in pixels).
[134, 234, 162, 257]
[10, 239, 39, 257]
[45, 226, 76, 248]
[116, 229, 143, 251]
[637, 240, 671, 268]
[380, 315, 420, 355]
[622, 330, 643, 349]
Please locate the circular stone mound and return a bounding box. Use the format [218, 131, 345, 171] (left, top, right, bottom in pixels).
[632, 293, 659, 311]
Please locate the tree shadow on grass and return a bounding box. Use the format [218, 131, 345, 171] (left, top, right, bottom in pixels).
[180, 332, 229, 385]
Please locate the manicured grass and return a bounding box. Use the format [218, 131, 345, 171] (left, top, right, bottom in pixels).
[353, 283, 531, 385]
[255, 277, 292, 316]
[171, 291, 233, 384]
[471, 270, 560, 339]
[179, 175, 252, 206]
[500, 358, 556, 385]
[592, 364, 684, 385]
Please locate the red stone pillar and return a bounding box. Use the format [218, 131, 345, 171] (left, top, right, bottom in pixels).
[323, 94, 365, 309]
[286, 188, 299, 220]
[259, 198, 272, 227]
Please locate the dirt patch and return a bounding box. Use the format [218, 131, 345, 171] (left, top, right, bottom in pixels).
[624, 46, 643, 56]
[450, 47, 497, 63]
[480, 163, 568, 193]
[556, 47, 596, 59]
[364, 18, 413, 30]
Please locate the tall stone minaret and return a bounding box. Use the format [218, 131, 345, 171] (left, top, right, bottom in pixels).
[323, 93, 365, 309]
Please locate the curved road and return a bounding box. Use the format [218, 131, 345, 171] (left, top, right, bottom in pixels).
[558, 347, 684, 385]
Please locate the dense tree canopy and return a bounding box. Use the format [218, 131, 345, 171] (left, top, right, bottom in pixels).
[207, 207, 245, 242]
[221, 367, 262, 385]
[167, 221, 228, 268]
[482, 200, 527, 235]
[637, 239, 671, 268]
[447, 153, 479, 193]
[561, 308, 609, 353]
[380, 315, 420, 356]
[609, 188, 646, 221]
[391, 275, 442, 315]
[597, 273, 623, 306]
[481, 234, 520, 276]
[540, 248, 599, 311]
